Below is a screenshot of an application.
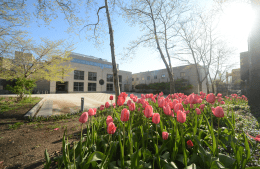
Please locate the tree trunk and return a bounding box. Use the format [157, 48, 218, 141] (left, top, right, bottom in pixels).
[198, 82, 202, 93]
[211, 83, 215, 94]
[105, 0, 120, 103]
[169, 74, 175, 94]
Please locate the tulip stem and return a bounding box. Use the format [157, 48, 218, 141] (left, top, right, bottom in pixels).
[156, 124, 158, 146]
[122, 122, 125, 169]
[217, 118, 220, 157]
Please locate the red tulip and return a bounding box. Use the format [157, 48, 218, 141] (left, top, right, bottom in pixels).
[120, 92, 128, 100]
[187, 140, 194, 148]
[79, 112, 88, 123]
[199, 104, 205, 111]
[197, 99, 202, 104]
[217, 93, 222, 97]
[162, 132, 169, 140]
[120, 108, 130, 122]
[130, 94, 134, 99]
[88, 108, 95, 116]
[117, 96, 125, 106]
[107, 122, 117, 134]
[100, 105, 105, 111]
[93, 108, 97, 113]
[174, 103, 183, 113]
[129, 102, 136, 111]
[133, 97, 138, 102]
[163, 104, 172, 116]
[144, 105, 153, 118]
[109, 95, 114, 100]
[190, 104, 194, 109]
[195, 108, 201, 115]
[217, 97, 222, 103]
[159, 92, 164, 96]
[177, 110, 186, 123]
[206, 93, 216, 104]
[152, 113, 160, 124]
[188, 93, 197, 104]
[247, 133, 260, 142]
[220, 101, 225, 104]
[106, 115, 113, 125]
[127, 100, 132, 107]
[105, 102, 110, 108]
[212, 106, 224, 118]
[112, 103, 116, 108]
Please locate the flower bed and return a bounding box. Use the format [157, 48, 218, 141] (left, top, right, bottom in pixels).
[44, 92, 260, 169]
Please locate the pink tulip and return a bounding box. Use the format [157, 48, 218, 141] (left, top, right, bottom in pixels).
[79, 112, 88, 123]
[107, 122, 117, 134]
[127, 100, 132, 107]
[158, 98, 165, 108]
[217, 93, 222, 97]
[199, 104, 205, 110]
[117, 96, 125, 106]
[163, 104, 172, 116]
[120, 108, 130, 122]
[129, 102, 136, 111]
[159, 92, 164, 96]
[100, 105, 105, 111]
[162, 132, 169, 140]
[144, 105, 153, 118]
[152, 113, 160, 124]
[113, 103, 116, 108]
[212, 106, 224, 118]
[109, 95, 114, 100]
[133, 97, 138, 102]
[195, 108, 201, 115]
[206, 93, 216, 104]
[174, 103, 183, 113]
[190, 104, 194, 109]
[106, 115, 113, 125]
[93, 108, 97, 113]
[54, 128, 59, 131]
[88, 108, 95, 116]
[177, 110, 186, 123]
[247, 133, 260, 142]
[105, 102, 110, 108]
[217, 97, 222, 103]
[220, 101, 225, 104]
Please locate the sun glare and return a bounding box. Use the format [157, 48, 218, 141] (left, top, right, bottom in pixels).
[218, 2, 255, 51]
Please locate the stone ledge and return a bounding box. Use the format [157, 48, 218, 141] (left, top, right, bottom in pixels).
[24, 98, 45, 119]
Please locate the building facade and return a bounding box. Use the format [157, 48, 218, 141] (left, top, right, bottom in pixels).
[132, 64, 207, 94]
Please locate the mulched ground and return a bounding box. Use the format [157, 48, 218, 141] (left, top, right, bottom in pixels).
[0, 98, 85, 169]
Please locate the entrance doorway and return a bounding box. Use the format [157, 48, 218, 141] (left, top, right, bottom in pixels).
[56, 81, 68, 93]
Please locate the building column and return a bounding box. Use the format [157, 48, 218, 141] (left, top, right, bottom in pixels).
[50, 81, 56, 94]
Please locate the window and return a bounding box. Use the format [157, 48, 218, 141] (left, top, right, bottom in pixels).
[88, 72, 97, 81]
[119, 84, 122, 91]
[88, 83, 96, 91]
[132, 85, 134, 89]
[107, 84, 113, 91]
[180, 72, 185, 77]
[154, 75, 157, 79]
[132, 78, 134, 81]
[161, 74, 165, 78]
[119, 75, 122, 83]
[142, 77, 144, 80]
[74, 70, 84, 80]
[74, 82, 84, 91]
[147, 76, 150, 80]
[107, 74, 113, 82]
[136, 78, 139, 81]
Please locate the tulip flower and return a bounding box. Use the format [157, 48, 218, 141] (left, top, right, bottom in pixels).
[88, 108, 96, 116]
[163, 104, 171, 116]
[133, 97, 138, 102]
[100, 105, 105, 111]
[105, 102, 110, 108]
[113, 103, 116, 108]
[144, 105, 153, 118]
[158, 98, 165, 108]
[109, 95, 114, 100]
[212, 106, 224, 118]
[247, 134, 260, 142]
[129, 102, 136, 111]
[127, 100, 132, 107]
[121, 108, 130, 122]
[162, 132, 169, 140]
[217, 93, 222, 97]
[54, 128, 59, 131]
[106, 115, 113, 125]
[206, 93, 216, 104]
[159, 92, 164, 96]
[199, 104, 205, 111]
[177, 110, 186, 123]
[152, 113, 160, 124]
[79, 112, 88, 123]
[117, 96, 125, 106]
[195, 108, 201, 115]
[174, 103, 183, 114]
[107, 122, 117, 134]
[187, 140, 194, 148]
[220, 101, 225, 104]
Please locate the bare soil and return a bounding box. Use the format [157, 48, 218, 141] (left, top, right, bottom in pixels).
[0, 98, 84, 169]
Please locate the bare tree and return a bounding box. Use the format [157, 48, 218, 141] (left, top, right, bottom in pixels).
[120, 0, 191, 94]
[35, 0, 121, 102]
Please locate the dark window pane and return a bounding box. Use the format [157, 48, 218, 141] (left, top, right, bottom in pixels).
[119, 75, 122, 83]
[79, 82, 84, 87]
[107, 74, 113, 82]
[79, 87, 83, 91]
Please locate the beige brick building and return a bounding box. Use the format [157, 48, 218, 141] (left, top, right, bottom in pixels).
[132, 64, 207, 94]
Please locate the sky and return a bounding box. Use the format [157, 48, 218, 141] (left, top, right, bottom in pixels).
[19, 0, 255, 74]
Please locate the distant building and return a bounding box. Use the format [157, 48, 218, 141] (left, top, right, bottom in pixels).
[0, 52, 132, 94]
[132, 64, 208, 94]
